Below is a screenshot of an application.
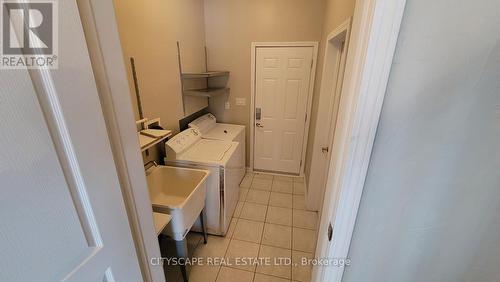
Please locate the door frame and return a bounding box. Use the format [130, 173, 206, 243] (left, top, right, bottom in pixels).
[76, 0, 163, 281]
[306, 19, 351, 212]
[250, 42, 319, 176]
[312, 0, 407, 281]
[73, 0, 407, 280]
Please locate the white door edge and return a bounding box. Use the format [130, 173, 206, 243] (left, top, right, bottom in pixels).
[76, 0, 164, 281]
[306, 18, 352, 212]
[2, 0, 143, 279]
[312, 0, 407, 281]
[250, 42, 319, 176]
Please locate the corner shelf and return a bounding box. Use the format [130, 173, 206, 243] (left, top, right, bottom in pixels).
[181, 71, 229, 79]
[177, 43, 230, 104]
[183, 87, 230, 97]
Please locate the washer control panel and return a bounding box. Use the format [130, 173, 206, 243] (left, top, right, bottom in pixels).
[189, 113, 217, 133]
[166, 128, 201, 155]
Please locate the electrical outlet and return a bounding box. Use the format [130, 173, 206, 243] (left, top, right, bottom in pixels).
[235, 97, 246, 106]
[224, 101, 231, 110]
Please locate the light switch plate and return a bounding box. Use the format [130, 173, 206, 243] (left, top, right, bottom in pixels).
[224, 101, 231, 110]
[235, 97, 246, 106]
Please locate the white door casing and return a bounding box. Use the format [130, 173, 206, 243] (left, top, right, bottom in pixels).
[254, 46, 314, 174]
[76, 0, 165, 280]
[0, 1, 142, 281]
[312, 0, 407, 281]
[307, 20, 351, 211]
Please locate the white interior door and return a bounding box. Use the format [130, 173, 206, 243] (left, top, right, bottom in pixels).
[317, 42, 346, 193]
[307, 37, 348, 211]
[0, 1, 142, 281]
[254, 46, 314, 174]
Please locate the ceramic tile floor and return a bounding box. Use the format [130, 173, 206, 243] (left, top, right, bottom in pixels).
[162, 172, 318, 282]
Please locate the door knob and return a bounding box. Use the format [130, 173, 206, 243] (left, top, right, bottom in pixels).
[321, 147, 329, 153]
[256, 123, 264, 128]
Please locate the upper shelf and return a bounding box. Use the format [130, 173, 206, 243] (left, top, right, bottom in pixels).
[183, 87, 230, 97]
[181, 71, 229, 79]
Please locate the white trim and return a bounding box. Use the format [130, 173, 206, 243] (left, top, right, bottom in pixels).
[328, 19, 352, 40]
[247, 169, 305, 179]
[29, 62, 105, 247]
[250, 41, 319, 176]
[313, 0, 407, 282]
[306, 18, 352, 212]
[76, 1, 163, 281]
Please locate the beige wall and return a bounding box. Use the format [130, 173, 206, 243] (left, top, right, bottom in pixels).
[203, 0, 326, 166]
[113, 0, 208, 132]
[304, 0, 356, 179]
[345, 1, 500, 280]
[114, 0, 354, 169]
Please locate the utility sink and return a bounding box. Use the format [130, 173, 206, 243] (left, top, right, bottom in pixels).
[146, 165, 209, 240]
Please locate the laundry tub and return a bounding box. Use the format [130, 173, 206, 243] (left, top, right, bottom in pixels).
[146, 165, 209, 240]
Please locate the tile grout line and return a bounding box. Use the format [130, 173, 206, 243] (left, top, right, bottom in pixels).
[236, 192, 317, 253]
[229, 173, 310, 281]
[185, 173, 310, 282]
[253, 174, 273, 282]
[238, 208, 317, 231]
[240, 214, 317, 234]
[217, 174, 254, 282]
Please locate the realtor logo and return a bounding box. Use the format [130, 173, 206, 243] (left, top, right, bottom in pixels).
[1, 0, 57, 68]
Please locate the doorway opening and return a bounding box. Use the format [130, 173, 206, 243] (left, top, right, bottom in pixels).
[307, 20, 351, 211]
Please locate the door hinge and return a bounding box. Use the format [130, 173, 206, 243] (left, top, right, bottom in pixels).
[305, 113, 307, 122]
[300, 160, 303, 167]
[328, 222, 333, 241]
[310, 59, 314, 69]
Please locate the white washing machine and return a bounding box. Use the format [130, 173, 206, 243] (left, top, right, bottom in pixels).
[189, 113, 245, 182]
[165, 128, 244, 236]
